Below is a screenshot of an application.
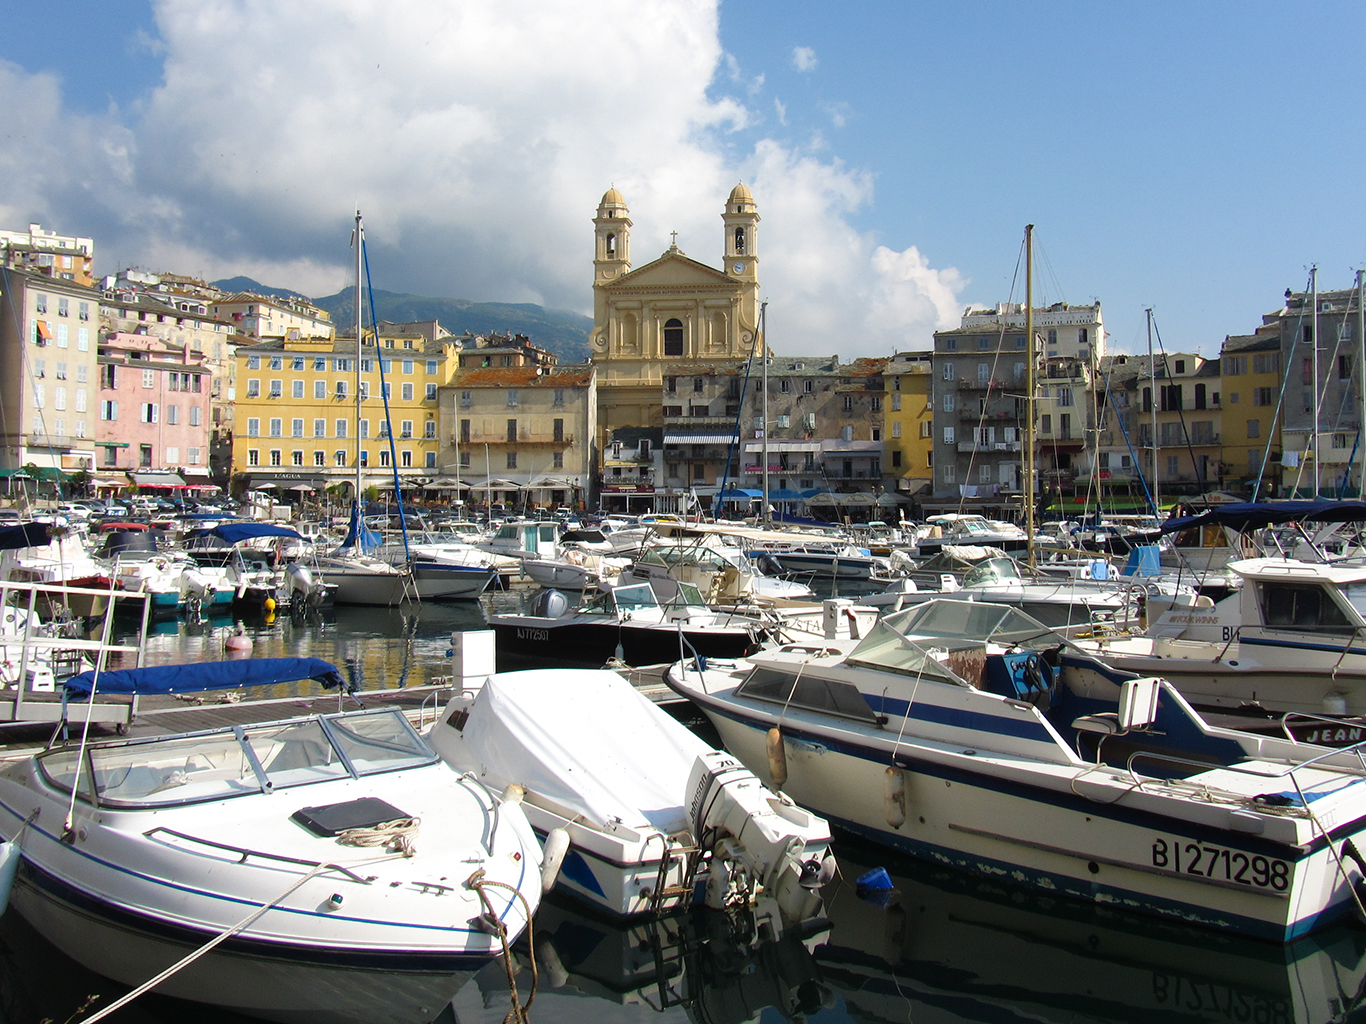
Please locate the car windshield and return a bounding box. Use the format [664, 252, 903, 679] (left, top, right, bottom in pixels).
[38, 709, 435, 809]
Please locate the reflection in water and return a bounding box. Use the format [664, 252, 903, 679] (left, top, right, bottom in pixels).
[819, 840, 1366, 1024]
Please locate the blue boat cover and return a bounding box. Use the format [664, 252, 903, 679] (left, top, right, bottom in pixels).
[0, 523, 51, 550]
[1160, 500, 1366, 534]
[65, 656, 344, 697]
[192, 522, 303, 544]
[341, 503, 382, 554]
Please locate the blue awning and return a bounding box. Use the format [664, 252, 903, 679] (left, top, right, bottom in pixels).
[716, 488, 762, 500]
[1160, 500, 1366, 534]
[0, 523, 52, 550]
[192, 522, 303, 545]
[65, 657, 344, 697]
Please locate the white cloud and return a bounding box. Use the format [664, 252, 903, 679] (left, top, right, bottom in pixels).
[774, 98, 787, 125]
[1, 1, 962, 357]
[791, 46, 818, 72]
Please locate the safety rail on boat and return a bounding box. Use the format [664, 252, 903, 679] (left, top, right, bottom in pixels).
[143, 826, 376, 883]
[0, 577, 150, 730]
[1125, 740, 1366, 795]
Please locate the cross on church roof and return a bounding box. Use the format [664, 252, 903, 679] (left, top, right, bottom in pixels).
[669, 231, 678, 249]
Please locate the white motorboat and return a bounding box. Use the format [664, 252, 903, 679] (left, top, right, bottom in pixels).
[666, 598, 1366, 941]
[427, 667, 834, 921]
[617, 537, 813, 604]
[912, 513, 1029, 556]
[0, 657, 544, 1022]
[487, 582, 770, 665]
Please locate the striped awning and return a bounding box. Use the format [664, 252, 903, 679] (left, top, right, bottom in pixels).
[663, 434, 737, 445]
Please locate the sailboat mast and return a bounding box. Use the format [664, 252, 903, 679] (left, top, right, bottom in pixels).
[1359, 268, 1365, 497]
[1024, 224, 1036, 569]
[760, 301, 770, 527]
[1147, 308, 1158, 514]
[354, 211, 363, 509]
[1311, 265, 1320, 497]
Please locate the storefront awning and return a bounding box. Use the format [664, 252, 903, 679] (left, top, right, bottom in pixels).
[743, 441, 822, 453]
[664, 434, 738, 445]
[130, 472, 186, 488]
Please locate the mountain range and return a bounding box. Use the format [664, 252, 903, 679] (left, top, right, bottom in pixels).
[211, 277, 593, 363]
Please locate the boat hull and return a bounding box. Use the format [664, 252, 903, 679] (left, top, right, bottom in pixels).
[325, 568, 410, 606]
[410, 560, 497, 601]
[490, 617, 763, 665]
[687, 695, 1359, 942]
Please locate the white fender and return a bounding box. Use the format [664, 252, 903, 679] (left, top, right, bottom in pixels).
[766, 727, 788, 787]
[884, 766, 906, 829]
[540, 827, 571, 894]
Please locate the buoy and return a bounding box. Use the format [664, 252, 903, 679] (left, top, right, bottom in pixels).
[264, 596, 276, 613]
[540, 827, 571, 894]
[766, 726, 788, 787]
[884, 765, 906, 829]
[225, 629, 253, 657]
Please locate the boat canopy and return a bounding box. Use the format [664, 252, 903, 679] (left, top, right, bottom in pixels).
[65, 656, 345, 697]
[1161, 500, 1366, 534]
[0, 523, 51, 550]
[189, 522, 304, 545]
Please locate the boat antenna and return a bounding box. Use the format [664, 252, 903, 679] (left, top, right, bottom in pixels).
[1024, 225, 1036, 569]
[761, 301, 770, 528]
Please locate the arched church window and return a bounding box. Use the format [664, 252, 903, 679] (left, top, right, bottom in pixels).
[606, 233, 616, 257]
[663, 318, 684, 357]
[734, 227, 746, 255]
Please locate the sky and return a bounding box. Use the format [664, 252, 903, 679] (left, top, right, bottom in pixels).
[3, 1, 1364, 360]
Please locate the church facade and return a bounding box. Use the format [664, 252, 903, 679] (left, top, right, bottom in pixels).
[589, 184, 763, 446]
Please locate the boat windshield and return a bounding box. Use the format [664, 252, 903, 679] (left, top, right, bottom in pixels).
[962, 557, 1023, 587]
[37, 708, 436, 809]
[663, 582, 708, 609]
[1339, 583, 1366, 622]
[882, 599, 1060, 651]
[842, 619, 969, 685]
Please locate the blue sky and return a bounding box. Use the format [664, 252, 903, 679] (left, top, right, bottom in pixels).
[3, 1, 1364, 358]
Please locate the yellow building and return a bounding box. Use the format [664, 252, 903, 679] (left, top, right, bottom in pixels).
[1219, 327, 1282, 496]
[589, 185, 762, 446]
[884, 351, 933, 499]
[231, 325, 458, 493]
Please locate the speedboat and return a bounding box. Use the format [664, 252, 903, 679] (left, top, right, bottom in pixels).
[666, 598, 1366, 941]
[0, 657, 544, 1021]
[487, 582, 770, 665]
[427, 667, 834, 921]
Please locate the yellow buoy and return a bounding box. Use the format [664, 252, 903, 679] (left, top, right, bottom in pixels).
[884, 765, 906, 829]
[264, 596, 277, 613]
[766, 726, 788, 787]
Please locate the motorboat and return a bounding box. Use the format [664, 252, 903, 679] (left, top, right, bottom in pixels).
[1074, 555, 1366, 741]
[427, 667, 834, 921]
[487, 582, 770, 665]
[0, 657, 544, 1021]
[186, 522, 335, 614]
[616, 537, 814, 604]
[748, 540, 890, 580]
[911, 513, 1029, 556]
[666, 598, 1366, 941]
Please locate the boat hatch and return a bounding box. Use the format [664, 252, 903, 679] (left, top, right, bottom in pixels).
[736, 666, 880, 723]
[37, 709, 437, 809]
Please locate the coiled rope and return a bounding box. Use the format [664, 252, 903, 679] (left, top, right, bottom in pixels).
[337, 817, 420, 858]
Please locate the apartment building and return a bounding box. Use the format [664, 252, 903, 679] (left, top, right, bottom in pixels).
[0, 269, 100, 476]
[884, 351, 934, 499]
[95, 334, 213, 487]
[1220, 328, 1283, 497]
[439, 365, 596, 509]
[210, 293, 334, 342]
[231, 326, 459, 491]
[0, 224, 95, 286]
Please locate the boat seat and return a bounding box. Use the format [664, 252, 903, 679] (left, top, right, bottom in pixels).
[1072, 712, 1121, 736]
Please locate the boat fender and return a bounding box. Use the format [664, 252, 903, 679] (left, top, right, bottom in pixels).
[884, 766, 906, 829]
[766, 727, 788, 788]
[0, 840, 19, 916]
[501, 783, 525, 805]
[845, 608, 861, 640]
[540, 827, 570, 894]
[534, 933, 572, 989]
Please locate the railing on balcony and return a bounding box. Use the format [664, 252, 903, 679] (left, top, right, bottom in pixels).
[957, 441, 1022, 453]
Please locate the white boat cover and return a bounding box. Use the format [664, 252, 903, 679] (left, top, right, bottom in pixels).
[461, 669, 710, 835]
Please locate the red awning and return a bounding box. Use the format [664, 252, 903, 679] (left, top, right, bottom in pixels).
[35, 321, 51, 340]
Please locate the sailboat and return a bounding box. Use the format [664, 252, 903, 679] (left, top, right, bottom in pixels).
[313, 211, 415, 607]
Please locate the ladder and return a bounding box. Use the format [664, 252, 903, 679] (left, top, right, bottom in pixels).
[647, 837, 703, 917]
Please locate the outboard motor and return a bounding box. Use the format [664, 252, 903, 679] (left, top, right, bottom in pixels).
[285, 563, 323, 609]
[528, 588, 570, 619]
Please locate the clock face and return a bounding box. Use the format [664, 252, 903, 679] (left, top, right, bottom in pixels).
[732, 262, 745, 273]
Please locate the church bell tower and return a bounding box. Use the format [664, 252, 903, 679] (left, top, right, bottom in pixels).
[593, 187, 632, 286]
[722, 182, 759, 283]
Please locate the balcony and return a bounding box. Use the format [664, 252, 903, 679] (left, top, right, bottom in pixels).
[956, 441, 1022, 453]
[959, 408, 1018, 422]
[954, 378, 1011, 391]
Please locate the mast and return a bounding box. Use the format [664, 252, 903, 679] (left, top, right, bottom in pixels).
[1147, 308, 1158, 514]
[1359, 269, 1365, 496]
[760, 301, 770, 527]
[354, 211, 363, 514]
[1024, 225, 1036, 569]
[1311, 265, 1320, 497]
[453, 396, 462, 517]
[485, 443, 492, 512]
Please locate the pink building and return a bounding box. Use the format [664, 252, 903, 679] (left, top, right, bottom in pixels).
[95, 333, 214, 487]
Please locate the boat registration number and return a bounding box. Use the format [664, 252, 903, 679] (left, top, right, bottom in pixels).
[516, 628, 550, 641]
[1151, 837, 1290, 891]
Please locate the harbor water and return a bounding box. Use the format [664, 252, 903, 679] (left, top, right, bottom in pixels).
[7, 591, 1366, 1024]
